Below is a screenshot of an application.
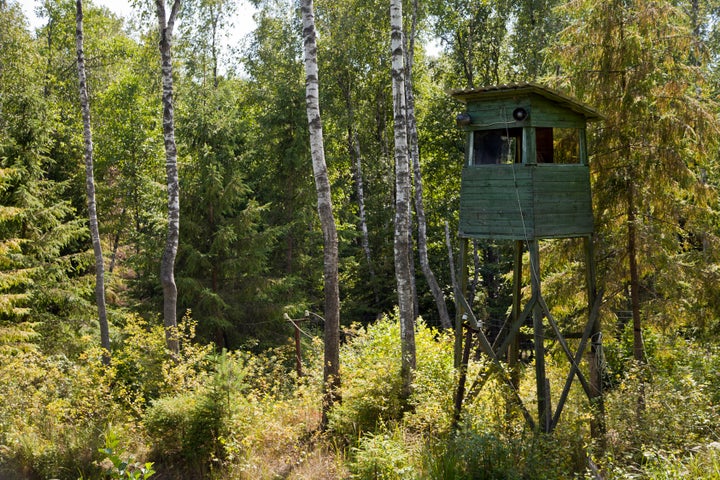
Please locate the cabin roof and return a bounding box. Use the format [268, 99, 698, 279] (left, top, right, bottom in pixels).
[450, 83, 603, 121]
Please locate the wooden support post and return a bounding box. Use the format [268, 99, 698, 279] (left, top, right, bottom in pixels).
[453, 237, 473, 429]
[286, 314, 310, 378]
[579, 129, 588, 166]
[551, 289, 604, 430]
[522, 127, 537, 165]
[529, 240, 551, 432]
[453, 326, 474, 429]
[585, 235, 606, 449]
[454, 238, 469, 369]
[508, 240, 523, 388]
[455, 293, 536, 430]
[294, 321, 302, 377]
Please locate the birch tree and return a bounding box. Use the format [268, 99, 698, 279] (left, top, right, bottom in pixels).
[156, 0, 181, 354]
[75, 0, 110, 364]
[301, 0, 341, 424]
[404, 0, 452, 330]
[390, 0, 416, 398]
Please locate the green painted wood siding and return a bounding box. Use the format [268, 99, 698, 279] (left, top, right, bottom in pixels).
[464, 97, 587, 130]
[459, 164, 593, 240]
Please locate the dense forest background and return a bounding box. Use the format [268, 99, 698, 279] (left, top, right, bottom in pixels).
[1, 0, 720, 478]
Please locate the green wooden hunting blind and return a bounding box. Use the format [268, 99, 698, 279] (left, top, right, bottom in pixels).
[454, 83, 601, 240]
[450, 84, 606, 439]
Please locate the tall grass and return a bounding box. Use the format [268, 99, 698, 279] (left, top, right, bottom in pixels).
[1, 312, 718, 479]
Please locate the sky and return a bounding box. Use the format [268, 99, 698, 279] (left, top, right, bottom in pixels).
[19, 0, 134, 29]
[16, 0, 258, 46]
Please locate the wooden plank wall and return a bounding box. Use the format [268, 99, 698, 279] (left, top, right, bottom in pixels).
[459, 164, 593, 240]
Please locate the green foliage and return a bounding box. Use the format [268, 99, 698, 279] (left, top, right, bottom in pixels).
[98, 427, 155, 480]
[635, 446, 720, 480]
[111, 314, 214, 414]
[143, 350, 253, 476]
[350, 427, 415, 480]
[550, 0, 720, 339]
[0, 2, 93, 352]
[329, 314, 456, 441]
[603, 337, 720, 471]
[3, 1, 720, 479]
[0, 346, 117, 479]
[328, 317, 405, 439]
[174, 73, 282, 347]
[422, 430, 578, 480]
[93, 54, 166, 306]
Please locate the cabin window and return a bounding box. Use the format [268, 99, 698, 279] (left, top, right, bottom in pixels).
[471, 127, 581, 165]
[537, 128, 581, 164]
[472, 128, 522, 165]
[552, 128, 580, 164]
[536, 127, 554, 163]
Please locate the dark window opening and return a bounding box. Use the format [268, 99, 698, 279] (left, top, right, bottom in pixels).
[473, 128, 522, 165]
[536, 127, 554, 163]
[471, 127, 581, 165]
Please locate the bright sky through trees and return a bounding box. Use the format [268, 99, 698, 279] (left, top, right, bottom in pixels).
[18, 0, 258, 47]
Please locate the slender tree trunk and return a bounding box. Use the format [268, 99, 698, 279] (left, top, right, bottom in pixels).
[156, 0, 181, 354]
[75, 0, 110, 365]
[108, 207, 125, 273]
[409, 229, 418, 319]
[301, 0, 341, 427]
[391, 0, 416, 401]
[627, 178, 646, 417]
[445, 221, 457, 292]
[343, 87, 379, 305]
[627, 181, 645, 364]
[209, 4, 219, 88]
[403, 0, 451, 329]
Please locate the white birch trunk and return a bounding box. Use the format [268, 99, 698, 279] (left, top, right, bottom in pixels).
[301, 0, 341, 426]
[75, 0, 110, 365]
[344, 91, 379, 305]
[391, 0, 416, 397]
[156, 0, 181, 354]
[351, 129, 376, 298]
[403, 2, 451, 329]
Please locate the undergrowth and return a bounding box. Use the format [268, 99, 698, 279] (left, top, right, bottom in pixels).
[0, 313, 718, 479]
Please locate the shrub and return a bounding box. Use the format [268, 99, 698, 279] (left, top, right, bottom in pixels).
[640, 446, 720, 479]
[328, 314, 456, 442]
[97, 427, 155, 479]
[350, 427, 416, 480]
[0, 347, 120, 479]
[143, 350, 242, 477]
[421, 426, 589, 480]
[111, 314, 214, 415]
[328, 316, 406, 441]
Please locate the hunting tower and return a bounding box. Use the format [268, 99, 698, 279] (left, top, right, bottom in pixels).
[451, 84, 605, 436]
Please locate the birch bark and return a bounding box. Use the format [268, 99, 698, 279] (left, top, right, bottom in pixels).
[344, 90, 378, 305]
[75, 0, 110, 364]
[156, 0, 181, 354]
[404, 0, 451, 329]
[301, 0, 341, 426]
[391, 0, 416, 397]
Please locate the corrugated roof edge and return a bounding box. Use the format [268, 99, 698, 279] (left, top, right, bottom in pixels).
[449, 82, 604, 121]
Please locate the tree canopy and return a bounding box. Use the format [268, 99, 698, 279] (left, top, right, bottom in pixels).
[2, 0, 720, 477]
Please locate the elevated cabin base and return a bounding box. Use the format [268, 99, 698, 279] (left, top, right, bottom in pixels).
[453, 235, 605, 438]
[459, 163, 593, 241]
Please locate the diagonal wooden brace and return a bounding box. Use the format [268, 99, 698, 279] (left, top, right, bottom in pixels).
[493, 293, 538, 357]
[539, 295, 593, 397]
[550, 289, 604, 430]
[455, 293, 536, 430]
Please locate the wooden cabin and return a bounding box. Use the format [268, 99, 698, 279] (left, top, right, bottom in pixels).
[452, 83, 602, 241]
